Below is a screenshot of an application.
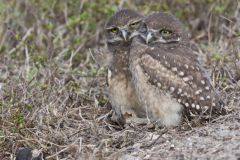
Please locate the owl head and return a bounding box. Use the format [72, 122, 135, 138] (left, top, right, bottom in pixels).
[139, 12, 189, 44]
[105, 9, 143, 44]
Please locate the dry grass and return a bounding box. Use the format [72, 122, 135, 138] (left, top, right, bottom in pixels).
[0, 0, 239, 159]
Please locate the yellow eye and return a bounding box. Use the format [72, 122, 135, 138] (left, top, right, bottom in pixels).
[160, 29, 172, 36]
[129, 21, 139, 28]
[110, 28, 118, 33]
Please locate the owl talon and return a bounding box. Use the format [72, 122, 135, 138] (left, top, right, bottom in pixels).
[110, 111, 126, 126]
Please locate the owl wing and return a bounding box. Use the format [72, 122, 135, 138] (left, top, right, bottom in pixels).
[129, 40, 183, 126]
[138, 45, 226, 117]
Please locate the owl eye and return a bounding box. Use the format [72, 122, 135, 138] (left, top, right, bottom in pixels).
[110, 27, 118, 33]
[129, 21, 140, 28]
[159, 29, 172, 36]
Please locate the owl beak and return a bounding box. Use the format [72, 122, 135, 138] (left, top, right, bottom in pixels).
[146, 32, 153, 44]
[121, 29, 128, 41]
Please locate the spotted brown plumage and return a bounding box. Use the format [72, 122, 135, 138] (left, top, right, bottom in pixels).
[129, 12, 226, 126]
[105, 9, 145, 124]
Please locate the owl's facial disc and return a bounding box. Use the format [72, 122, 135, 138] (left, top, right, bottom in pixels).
[128, 19, 142, 40]
[106, 26, 122, 43]
[106, 18, 142, 43]
[145, 29, 181, 44]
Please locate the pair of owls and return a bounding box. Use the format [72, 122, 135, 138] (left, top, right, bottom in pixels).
[104, 9, 226, 126]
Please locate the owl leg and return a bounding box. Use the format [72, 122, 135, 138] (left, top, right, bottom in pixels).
[110, 106, 126, 126]
[111, 105, 149, 126]
[111, 106, 138, 124]
[122, 108, 149, 125]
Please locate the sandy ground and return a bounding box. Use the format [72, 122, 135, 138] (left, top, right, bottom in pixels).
[132, 114, 240, 160]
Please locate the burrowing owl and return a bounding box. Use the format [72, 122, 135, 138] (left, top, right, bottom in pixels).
[129, 12, 226, 126]
[105, 9, 145, 124]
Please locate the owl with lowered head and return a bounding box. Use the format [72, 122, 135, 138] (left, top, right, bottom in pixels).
[129, 12, 226, 126]
[104, 9, 145, 125]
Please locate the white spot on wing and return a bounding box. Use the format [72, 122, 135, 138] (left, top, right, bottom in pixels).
[170, 87, 175, 92]
[191, 103, 195, 108]
[178, 71, 184, 76]
[196, 105, 200, 110]
[177, 88, 182, 94]
[201, 80, 205, 85]
[195, 89, 202, 95]
[183, 77, 189, 82]
[171, 67, 177, 72]
[200, 97, 205, 101]
[196, 104, 200, 109]
[203, 106, 209, 110]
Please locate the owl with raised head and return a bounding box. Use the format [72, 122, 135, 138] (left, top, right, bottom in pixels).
[129, 12, 226, 126]
[104, 9, 145, 124]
